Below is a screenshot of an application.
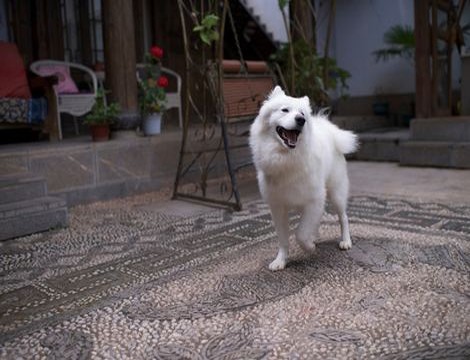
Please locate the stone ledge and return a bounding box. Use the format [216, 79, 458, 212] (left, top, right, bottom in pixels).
[400, 141, 470, 168]
[331, 115, 394, 133]
[0, 131, 182, 206]
[410, 117, 470, 142]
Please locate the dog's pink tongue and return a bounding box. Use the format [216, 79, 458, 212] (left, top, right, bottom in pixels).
[285, 130, 298, 145]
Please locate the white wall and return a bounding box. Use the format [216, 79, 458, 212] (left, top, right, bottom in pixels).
[317, 0, 415, 97]
[243, 0, 289, 43]
[316, 0, 463, 98]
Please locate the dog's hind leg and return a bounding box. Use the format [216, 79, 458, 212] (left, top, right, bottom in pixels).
[269, 205, 290, 271]
[328, 170, 352, 250]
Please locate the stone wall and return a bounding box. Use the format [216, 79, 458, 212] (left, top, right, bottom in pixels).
[0, 131, 181, 206]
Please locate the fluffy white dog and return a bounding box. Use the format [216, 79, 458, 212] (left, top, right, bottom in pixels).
[249, 86, 358, 271]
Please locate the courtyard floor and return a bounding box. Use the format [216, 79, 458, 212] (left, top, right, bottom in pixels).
[0, 161, 469, 359]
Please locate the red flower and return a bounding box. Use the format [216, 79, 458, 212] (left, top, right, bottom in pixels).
[150, 45, 163, 59]
[157, 76, 169, 88]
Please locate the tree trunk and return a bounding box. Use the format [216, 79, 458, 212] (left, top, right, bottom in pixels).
[290, 0, 316, 48]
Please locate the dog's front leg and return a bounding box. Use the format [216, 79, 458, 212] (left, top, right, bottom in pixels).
[269, 205, 289, 271]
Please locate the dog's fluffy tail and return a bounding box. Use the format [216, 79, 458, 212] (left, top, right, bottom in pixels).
[316, 113, 359, 155]
[334, 128, 359, 154]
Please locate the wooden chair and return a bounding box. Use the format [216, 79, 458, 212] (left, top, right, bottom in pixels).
[30, 60, 98, 140]
[136, 64, 183, 128]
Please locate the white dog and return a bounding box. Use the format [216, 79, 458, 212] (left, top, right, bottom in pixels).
[249, 86, 358, 271]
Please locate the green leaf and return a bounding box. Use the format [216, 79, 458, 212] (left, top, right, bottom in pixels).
[200, 32, 211, 45]
[201, 14, 219, 27]
[278, 0, 289, 9]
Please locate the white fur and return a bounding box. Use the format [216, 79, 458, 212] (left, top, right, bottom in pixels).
[249, 86, 358, 271]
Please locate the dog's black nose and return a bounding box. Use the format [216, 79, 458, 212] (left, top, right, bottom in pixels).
[295, 116, 305, 127]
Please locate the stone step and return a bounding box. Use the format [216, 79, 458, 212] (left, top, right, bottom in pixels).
[400, 141, 470, 168]
[0, 196, 68, 241]
[331, 115, 394, 133]
[410, 117, 470, 142]
[0, 173, 47, 205]
[353, 128, 410, 162]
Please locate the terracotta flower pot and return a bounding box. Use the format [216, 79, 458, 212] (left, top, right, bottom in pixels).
[90, 124, 110, 142]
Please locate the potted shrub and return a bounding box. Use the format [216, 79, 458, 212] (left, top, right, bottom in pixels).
[372, 25, 415, 118]
[138, 45, 168, 135]
[84, 88, 120, 141]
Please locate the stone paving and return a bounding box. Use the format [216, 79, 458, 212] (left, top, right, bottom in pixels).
[0, 162, 469, 359]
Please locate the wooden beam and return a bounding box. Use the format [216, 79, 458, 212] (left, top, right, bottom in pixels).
[414, 0, 432, 118]
[431, 0, 438, 115]
[34, 0, 63, 60]
[103, 0, 139, 127]
[133, 0, 146, 63]
[79, 0, 93, 66]
[9, 0, 33, 64]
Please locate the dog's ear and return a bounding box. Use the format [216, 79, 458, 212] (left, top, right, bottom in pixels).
[301, 96, 312, 112]
[268, 86, 285, 99]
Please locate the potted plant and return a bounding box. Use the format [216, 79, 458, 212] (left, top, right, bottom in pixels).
[84, 88, 120, 141]
[138, 45, 169, 135]
[372, 25, 415, 118]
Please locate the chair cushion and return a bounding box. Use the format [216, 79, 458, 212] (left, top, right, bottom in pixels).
[36, 65, 79, 94]
[0, 98, 29, 123]
[0, 42, 32, 99]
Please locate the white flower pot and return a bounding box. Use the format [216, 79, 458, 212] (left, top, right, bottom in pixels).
[143, 112, 162, 135]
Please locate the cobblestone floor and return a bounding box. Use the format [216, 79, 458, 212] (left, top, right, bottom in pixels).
[1, 165, 469, 359]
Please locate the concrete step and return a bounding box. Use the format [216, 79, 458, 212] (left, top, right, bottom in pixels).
[0, 196, 68, 241]
[353, 128, 410, 162]
[411, 117, 470, 142]
[0, 173, 47, 205]
[331, 115, 394, 133]
[400, 141, 470, 168]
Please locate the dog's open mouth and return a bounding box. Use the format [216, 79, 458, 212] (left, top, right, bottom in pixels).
[276, 126, 301, 149]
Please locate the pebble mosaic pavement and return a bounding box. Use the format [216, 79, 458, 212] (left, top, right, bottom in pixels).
[0, 191, 469, 359]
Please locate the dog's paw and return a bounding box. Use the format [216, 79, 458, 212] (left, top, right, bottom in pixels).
[339, 239, 352, 250]
[269, 258, 287, 271]
[297, 240, 316, 253]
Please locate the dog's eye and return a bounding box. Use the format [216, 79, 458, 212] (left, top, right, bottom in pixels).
[281, 108, 289, 113]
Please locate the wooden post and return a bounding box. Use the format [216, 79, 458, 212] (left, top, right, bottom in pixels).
[78, 1, 93, 67]
[414, 0, 432, 118]
[10, 1, 34, 64]
[102, 0, 139, 129]
[35, 0, 64, 60]
[133, 0, 146, 63]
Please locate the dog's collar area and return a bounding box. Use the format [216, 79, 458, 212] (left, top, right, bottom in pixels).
[276, 126, 300, 149]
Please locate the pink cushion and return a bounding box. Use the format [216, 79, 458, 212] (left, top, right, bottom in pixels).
[37, 65, 79, 94]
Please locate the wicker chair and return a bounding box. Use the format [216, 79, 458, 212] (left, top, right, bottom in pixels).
[136, 64, 183, 128]
[30, 60, 98, 140]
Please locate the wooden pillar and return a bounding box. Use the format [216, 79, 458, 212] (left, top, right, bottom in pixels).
[133, 0, 146, 63]
[35, 0, 64, 60]
[9, 0, 34, 64]
[78, 1, 93, 67]
[414, 0, 432, 118]
[103, 0, 139, 129]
